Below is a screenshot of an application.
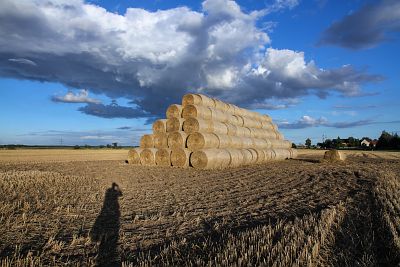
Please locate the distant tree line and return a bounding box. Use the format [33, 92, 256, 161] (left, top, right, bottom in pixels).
[376, 131, 400, 150]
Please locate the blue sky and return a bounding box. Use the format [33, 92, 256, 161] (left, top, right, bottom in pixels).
[0, 0, 399, 146]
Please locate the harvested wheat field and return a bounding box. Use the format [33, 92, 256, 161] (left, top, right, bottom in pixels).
[0, 149, 399, 266]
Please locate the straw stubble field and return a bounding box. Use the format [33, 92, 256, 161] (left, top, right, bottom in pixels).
[0, 149, 399, 266]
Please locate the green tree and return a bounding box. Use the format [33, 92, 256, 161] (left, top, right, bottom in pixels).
[305, 138, 311, 148]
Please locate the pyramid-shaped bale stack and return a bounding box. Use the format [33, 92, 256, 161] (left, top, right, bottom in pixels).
[127, 93, 297, 169]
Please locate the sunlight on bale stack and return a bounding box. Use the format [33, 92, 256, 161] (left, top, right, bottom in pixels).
[128, 93, 297, 168]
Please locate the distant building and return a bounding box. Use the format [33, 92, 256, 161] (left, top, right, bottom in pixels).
[361, 139, 370, 147]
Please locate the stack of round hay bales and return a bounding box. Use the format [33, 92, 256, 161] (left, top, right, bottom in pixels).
[127, 93, 297, 169]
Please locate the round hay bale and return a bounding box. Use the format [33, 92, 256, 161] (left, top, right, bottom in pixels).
[166, 104, 183, 118]
[187, 132, 219, 150]
[253, 149, 265, 163]
[171, 148, 192, 167]
[155, 148, 172, 166]
[183, 117, 213, 133]
[242, 117, 262, 128]
[140, 148, 157, 165]
[182, 104, 212, 120]
[213, 99, 230, 111]
[270, 139, 291, 149]
[182, 93, 202, 106]
[153, 133, 168, 148]
[276, 132, 284, 140]
[261, 121, 275, 131]
[212, 121, 229, 135]
[247, 148, 259, 164]
[215, 134, 231, 148]
[190, 149, 230, 169]
[233, 115, 244, 126]
[288, 148, 298, 159]
[140, 134, 154, 148]
[225, 148, 244, 167]
[167, 131, 188, 148]
[273, 149, 290, 160]
[236, 126, 251, 137]
[209, 107, 229, 122]
[227, 114, 239, 125]
[323, 150, 345, 162]
[224, 123, 237, 136]
[252, 138, 269, 149]
[152, 119, 167, 133]
[263, 149, 274, 161]
[166, 118, 185, 132]
[241, 137, 253, 148]
[240, 149, 253, 165]
[230, 136, 243, 148]
[197, 94, 215, 107]
[127, 148, 143, 164]
[261, 114, 272, 123]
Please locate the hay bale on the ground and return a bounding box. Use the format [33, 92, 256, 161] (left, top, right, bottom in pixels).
[127, 148, 143, 164]
[140, 148, 157, 165]
[155, 148, 172, 166]
[166, 118, 185, 132]
[187, 132, 219, 150]
[324, 150, 345, 162]
[190, 149, 230, 169]
[183, 118, 213, 133]
[166, 104, 183, 118]
[171, 148, 191, 167]
[182, 104, 212, 120]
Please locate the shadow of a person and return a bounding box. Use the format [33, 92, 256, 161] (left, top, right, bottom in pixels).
[90, 182, 122, 267]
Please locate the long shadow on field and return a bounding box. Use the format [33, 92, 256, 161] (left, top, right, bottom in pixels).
[90, 183, 122, 267]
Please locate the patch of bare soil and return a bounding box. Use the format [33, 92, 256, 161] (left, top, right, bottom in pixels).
[0, 151, 399, 266]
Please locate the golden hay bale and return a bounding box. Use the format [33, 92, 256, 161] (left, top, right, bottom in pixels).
[182, 104, 212, 120]
[166, 104, 183, 118]
[224, 123, 237, 136]
[236, 126, 251, 137]
[269, 139, 291, 149]
[252, 138, 269, 149]
[213, 99, 230, 111]
[233, 114, 244, 126]
[140, 134, 154, 148]
[288, 148, 298, 159]
[227, 114, 239, 125]
[182, 93, 201, 106]
[261, 121, 275, 131]
[197, 94, 215, 107]
[242, 117, 262, 129]
[167, 131, 188, 148]
[171, 148, 192, 167]
[187, 132, 219, 150]
[225, 148, 244, 167]
[247, 148, 259, 164]
[183, 117, 213, 133]
[209, 107, 229, 122]
[261, 114, 272, 123]
[275, 132, 284, 140]
[190, 148, 230, 169]
[215, 134, 231, 148]
[241, 137, 254, 148]
[230, 136, 243, 148]
[240, 149, 253, 165]
[273, 149, 290, 160]
[140, 148, 157, 165]
[323, 150, 345, 162]
[152, 119, 167, 133]
[212, 121, 229, 135]
[263, 149, 274, 160]
[127, 148, 143, 164]
[253, 149, 265, 163]
[155, 148, 172, 166]
[166, 118, 185, 132]
[153, 133, 168, 148]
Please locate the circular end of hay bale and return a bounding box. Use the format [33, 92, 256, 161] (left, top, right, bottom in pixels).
[190, 150, 208, 169]
[182, 94, 201, 106]
[166, 104, 183, 118]
[127, 148, 143, 164]
[166, 118, 184, 132]
[171, 148, 191, 167]
[190, 149, 230, 169]
[153, 133, 168, 148]
[167, 131, 188, 149]
[140, 134, 154, 148]
[155, 148, 172, 166]
[140, 148, 157, 165]
[187, 132, 219, 150]
[152, 119, 167, 133]
[323, 150, 345, 162]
